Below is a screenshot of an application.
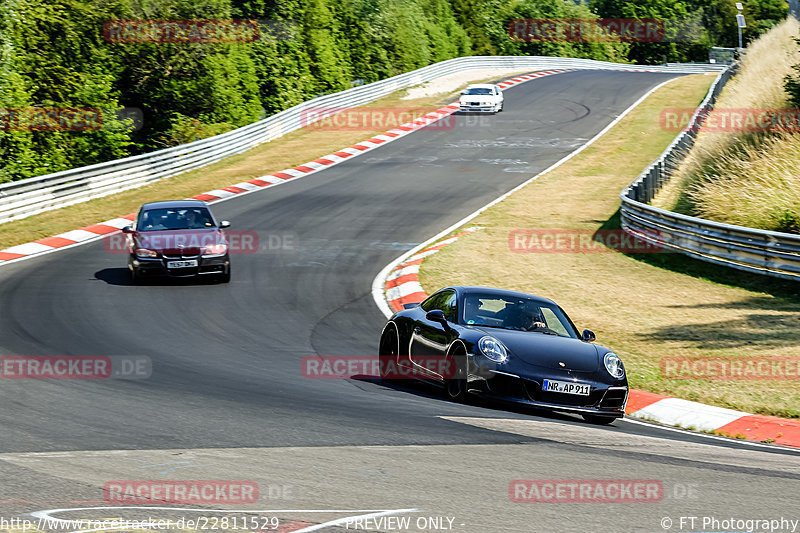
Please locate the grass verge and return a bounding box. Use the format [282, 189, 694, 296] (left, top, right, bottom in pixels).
[0, 70, 532, 250]
[419, 73, 800, 419]
[653, 18, 800, 234]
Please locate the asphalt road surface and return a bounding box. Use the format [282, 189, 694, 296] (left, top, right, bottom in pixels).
[1, 70, 797, 533]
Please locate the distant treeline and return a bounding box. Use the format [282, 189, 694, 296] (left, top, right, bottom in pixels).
[0, 0, 787, 183]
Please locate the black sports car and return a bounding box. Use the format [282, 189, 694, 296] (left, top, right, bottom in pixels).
[122, 200, 231, 283]
[379, 286, 628, 424]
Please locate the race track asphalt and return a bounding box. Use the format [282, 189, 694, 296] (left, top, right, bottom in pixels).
[1, 70, 797, 533]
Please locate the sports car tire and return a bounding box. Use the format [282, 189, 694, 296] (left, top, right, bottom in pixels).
[444, 346, 468, 402]
[219, 269, 231, 283]
[582, 414, 617, 425]
[379, 326, 401, 382]
[130, 268, 141, 285]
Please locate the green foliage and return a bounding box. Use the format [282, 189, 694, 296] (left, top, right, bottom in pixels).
[1, 0, 791, 182]
[158, 112, 236, 147]
[773, 209, 800, 234]
[591, 0, 787, 62]
[786, 38, 800, 107]
[507, 0, 630, 62]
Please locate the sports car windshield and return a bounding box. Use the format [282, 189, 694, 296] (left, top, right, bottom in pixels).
[462, 293, 579, 338]
[137, 207, 215, 231]
[463, 88, 493, 95]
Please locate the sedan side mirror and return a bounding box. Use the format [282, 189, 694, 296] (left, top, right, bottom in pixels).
[122, 225, 133, 234]
[219, 220, 231, 228]
[426, 309, 447, 324]
[582, 329, 596, 342]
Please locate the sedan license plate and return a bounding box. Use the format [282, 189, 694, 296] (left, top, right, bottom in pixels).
[542, 379, 590, 396]
[166, 260, 198, 269]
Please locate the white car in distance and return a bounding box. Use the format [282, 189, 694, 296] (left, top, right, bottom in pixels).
[458, 84, 503, 113]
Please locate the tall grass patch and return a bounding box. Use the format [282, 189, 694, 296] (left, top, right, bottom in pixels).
[654, 18, 800, 234]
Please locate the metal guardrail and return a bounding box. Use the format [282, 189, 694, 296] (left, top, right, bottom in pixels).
[0, 56, 723, 224]
[620, 64, 800, 281]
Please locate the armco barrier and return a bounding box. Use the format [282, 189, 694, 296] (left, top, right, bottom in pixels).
[619, 64, 800, 281]
[0, 56, 722, 224]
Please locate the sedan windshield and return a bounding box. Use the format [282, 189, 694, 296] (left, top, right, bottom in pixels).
[463, 88, 493, 95]
[462, 293, 578, 338]
[137, 207, 215, 231]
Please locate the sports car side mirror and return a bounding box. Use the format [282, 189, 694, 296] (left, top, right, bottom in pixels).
[582, 329, 596, 342]
[219, 220, 231, 228]
[122, 225, 133, 234]
[426, 309, 447, 324]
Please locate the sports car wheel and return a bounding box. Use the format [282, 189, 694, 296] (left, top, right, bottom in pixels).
[218, 270, 231, 283]
[379, 326, 400, 381]
[130, 268, 141, 285]
[445, 346, 468, 402]
[582, 414, 617, 425]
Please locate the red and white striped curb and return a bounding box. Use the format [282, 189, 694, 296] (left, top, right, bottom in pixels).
[380, 212, 800, 449]
[384, 229, 478, 312]
[627, 390, 800, 448]
[0, 70, 571, 266]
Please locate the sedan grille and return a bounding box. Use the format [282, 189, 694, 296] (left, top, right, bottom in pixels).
[162, 248, 201, 258]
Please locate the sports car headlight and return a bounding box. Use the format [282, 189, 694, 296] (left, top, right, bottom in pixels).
[478, 336, 508, 363]
[603, 352, 625, 379]
[135, 248, 158, 258]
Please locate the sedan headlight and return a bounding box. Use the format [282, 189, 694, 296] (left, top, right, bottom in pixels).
[603, 352, 625, 379]
[135, 248, 158, 258]
[478, 336, 508, 363]
[202, 244, 228, 256]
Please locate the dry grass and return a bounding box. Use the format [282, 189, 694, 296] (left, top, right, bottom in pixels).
[653, 18, 800, 233]
[419, 73, 800, 418]
[0, 70, 533, 250]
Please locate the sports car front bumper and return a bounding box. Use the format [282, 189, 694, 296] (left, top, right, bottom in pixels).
[472, 369, 628, 418]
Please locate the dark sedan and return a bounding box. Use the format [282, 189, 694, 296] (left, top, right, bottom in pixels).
[379, 286, 628, 424]
[122, 200, 231, 284]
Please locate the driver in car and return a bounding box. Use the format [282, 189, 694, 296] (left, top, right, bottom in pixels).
[519, 309, 548, 332]
[501, 303, 548, 331]
[184, 209, 213, 229]
[141, 211, 165, 231]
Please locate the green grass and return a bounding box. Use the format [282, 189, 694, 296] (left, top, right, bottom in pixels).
[419, 73, 800, 418]
[653, 18, 800, 234]
[0, 71, 531, 250]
